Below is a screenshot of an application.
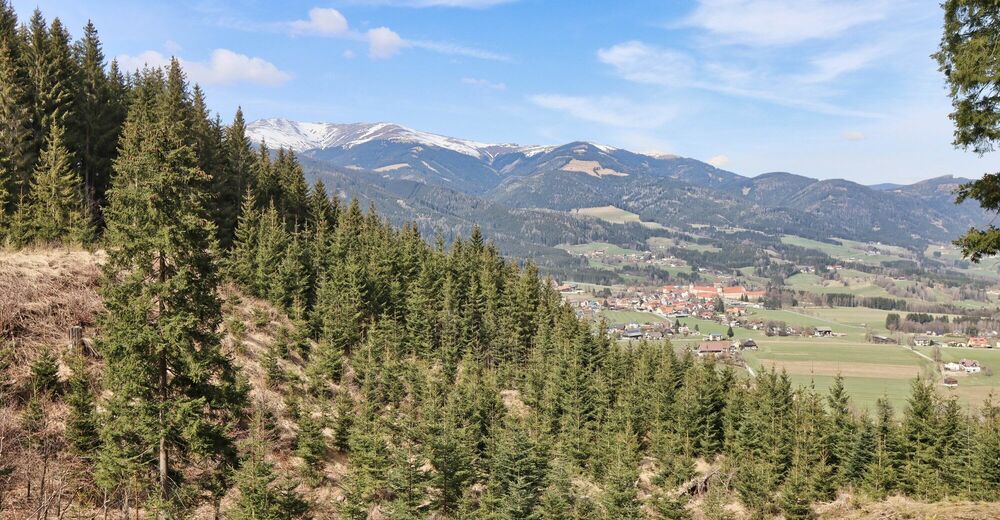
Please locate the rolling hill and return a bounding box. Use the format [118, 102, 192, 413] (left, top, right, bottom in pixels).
[248, 119, 988, 253]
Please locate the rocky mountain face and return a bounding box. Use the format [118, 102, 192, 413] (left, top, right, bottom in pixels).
[249, 119, 986, 250]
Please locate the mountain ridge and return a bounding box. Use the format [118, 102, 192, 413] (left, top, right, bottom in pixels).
[248, 118, 987, 251]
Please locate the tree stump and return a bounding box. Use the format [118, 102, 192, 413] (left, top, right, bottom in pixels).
[69, 326, 83, 354]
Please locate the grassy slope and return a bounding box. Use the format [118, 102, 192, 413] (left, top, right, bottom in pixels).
[0, 248, 343, 518]
[572, 205, 666, 229]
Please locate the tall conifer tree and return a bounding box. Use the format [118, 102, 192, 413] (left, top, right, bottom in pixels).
[96, 62, 245, 515]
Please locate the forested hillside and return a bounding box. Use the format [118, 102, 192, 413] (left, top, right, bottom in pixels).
[1, 3, 1000, 520]
[247, 119, 989, 252]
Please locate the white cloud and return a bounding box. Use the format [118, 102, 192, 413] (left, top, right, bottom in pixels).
[462, 77, 507, 90]
[164, 40, 182, 53]
[685, 0, 891, 46]
[597, 41, 693, 87]
[707, 154, 730, 167]
[367, 27, 407, 59]
[343, 49, 357, 59]
[116, 50, 172, 71]
[116, 49, 291, 86]
[290, 7, 349, 35]
[277, 7, 507, 61]
[596, 41, 884, 118]
[529, 94, 675, 129]
[796, 45, 889, 84]
[842, 130, 866, 141]
[410, 40, 511, 61]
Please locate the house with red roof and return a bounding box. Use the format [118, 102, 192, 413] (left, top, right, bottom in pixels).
[721, 286, 746, 299]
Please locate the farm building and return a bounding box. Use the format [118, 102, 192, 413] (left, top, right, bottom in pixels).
[960, 359, 982, 373]
[697, 341, 730, 357]
[870, 335, 896, 344]
[622, 329, 643, 340]
[943, 362, 961, 372]
[740, 338, 758, 350]
[968, 336, 991, 348]
[815, 326, 833, 337]
[914, 335, 933, 347]
[943, 377, 959, 388]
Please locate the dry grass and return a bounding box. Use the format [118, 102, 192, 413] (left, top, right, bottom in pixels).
[0, 246, 103, 356]
[817, 493, 1000, 519]
[0, 247, 103, 399]
[0, 249, 347, 519]
[758, 360, 922, 379]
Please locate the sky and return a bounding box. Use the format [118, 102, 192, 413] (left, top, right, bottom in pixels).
[16, 0, 995, 184]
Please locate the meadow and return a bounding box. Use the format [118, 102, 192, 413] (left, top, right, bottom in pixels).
[608, 306, 1000, 411]
[571, 205, 666, 229]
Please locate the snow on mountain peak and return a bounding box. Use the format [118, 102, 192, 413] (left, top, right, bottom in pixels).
[247, 118, 521, 159]
[245, 118, 630, 164]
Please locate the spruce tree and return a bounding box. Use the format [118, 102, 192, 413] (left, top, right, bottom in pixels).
[28, 14, 78, 159]
[340, 412, 390, 520]
[385, 443, 429, 520]
[649, 490, 690, 520]
[937, 397, 971, 497]
[26, 124, 90, 243]
[862, 397, 899, 498]
[826, 374, 854, 483]
[486, 416, 548, 519]
[901, 377, 942, 499]
[30, 348, 59, 394]
[229, 407, 309, 519]
[65, 354, 99, 453]
[311, 258, 365, 381]
[74, 20, 122, 218]
[332, 389, 354, 452]
[601, 426, 642, 520]
[254, 202, 289, 298]
[228, 190, 261, 288]
[536, 459, 575, 520]
[0, 7, 34, 216]
[96, 62, 245, 514]
[429, 411, 475, 514]
[843, 413, 874, 486]
[973, 396, 1000, 500]
[294, 410, 327, 478]
[217, 107, 254, 245]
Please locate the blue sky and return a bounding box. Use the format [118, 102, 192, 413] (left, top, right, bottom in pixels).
[18, 0, 993, 183]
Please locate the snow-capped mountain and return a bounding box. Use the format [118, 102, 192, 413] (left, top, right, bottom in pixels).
[245, 118, 986, 248]
[245, 118, 734, 193]
[246, 118, 544, 160]
[248, 118, 578, 192]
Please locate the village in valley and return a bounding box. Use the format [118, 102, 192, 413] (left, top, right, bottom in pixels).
[555, 273, 1000, 411]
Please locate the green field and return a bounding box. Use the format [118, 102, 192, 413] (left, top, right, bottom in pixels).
[559, 242, 643, 271]
[914, 345, 1000, 405]
[593, 302, 1000, 410]
[742, 337, 934, 411]
[925, 243, 1000, 281]
[780, 235, 912, 266]
[560, 242, 641, 256]
[572, 206, 666, 230]
[785, 272, 893, 298]
[600, 310, 666, 325]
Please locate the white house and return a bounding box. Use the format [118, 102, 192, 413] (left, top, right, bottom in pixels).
[961, 359, 982, 373]
[943, 362, 961, 372]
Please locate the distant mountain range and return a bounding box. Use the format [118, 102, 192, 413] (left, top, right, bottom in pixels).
[247, 118, 985, 257]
